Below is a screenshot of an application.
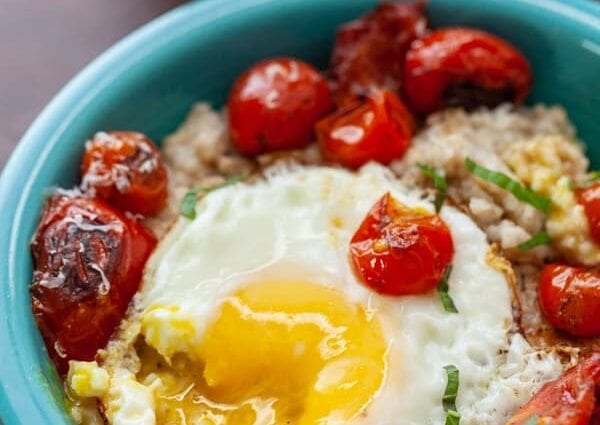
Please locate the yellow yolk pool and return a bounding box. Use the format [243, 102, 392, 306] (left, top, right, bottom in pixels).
[137, 281, 388, 424]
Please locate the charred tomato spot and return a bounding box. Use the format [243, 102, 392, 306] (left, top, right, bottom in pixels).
[443, 80, 516, 110]
[31, 214, 123, 301]
[81, 131, 168, 216]
[383, 223, 419, 249]
[30, 195, 156, 374]
[329, 1, 427, 106]
[404, 28, 531, 115]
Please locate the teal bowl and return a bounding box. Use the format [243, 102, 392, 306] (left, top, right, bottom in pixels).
[1, 0, 599, 423]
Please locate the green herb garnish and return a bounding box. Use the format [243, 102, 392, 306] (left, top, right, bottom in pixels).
[518, 231, 551, 251]
[437, 266, 458, 313]
[572, 171, 600, 189]
[443, 365, 460, 425]
[465, 158, 551, 213]
[585, 171, 600, 185]
[418, 163, 448, 213]
[180, 190, 200, 219]
[524, 415, 540, 425]
[180, 175, 244, 219]
[445, 410, 461, 425]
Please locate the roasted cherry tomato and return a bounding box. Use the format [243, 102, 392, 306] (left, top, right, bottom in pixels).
[350, 193, 454, 296]
[329, 1, 426, 105]
[507, 353, 600, 425]
[404, 28, 532, 115]
[576, 182, 600, 245]
[539, 264, 600, 338]
[316, 90, 414, 169]
[30, 195, 156, 374]
[227, 58, 333, 155]
[81, 131, 168, 216]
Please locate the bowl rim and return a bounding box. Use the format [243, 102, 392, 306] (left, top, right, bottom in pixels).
[1, 0, 599, 423]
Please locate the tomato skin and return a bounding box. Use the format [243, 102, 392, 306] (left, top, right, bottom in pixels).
[316, 90, 414, 169]
[507, 353, 600, 425]
[81, 131, 168, 216]
[404, 28, 532, 115]
[350, 193, 454, 296]
[539, 264, 600, 338]
[329, 1, 427, 106]
[576, 183, 600, 245]
[227, 58, 333, 155]
[30, 195, 156, 374]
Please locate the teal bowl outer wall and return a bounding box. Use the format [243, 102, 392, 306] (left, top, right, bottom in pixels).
[0, 0, 598, 423]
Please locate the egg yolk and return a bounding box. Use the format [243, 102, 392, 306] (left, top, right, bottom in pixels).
[138, 281, 388, 424]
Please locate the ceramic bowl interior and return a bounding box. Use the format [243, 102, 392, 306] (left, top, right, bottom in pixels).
[0, 0, 599, 423]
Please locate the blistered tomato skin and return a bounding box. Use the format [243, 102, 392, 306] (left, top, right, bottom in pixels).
[507, 353, 600, 425]
[30, 195, 156, 374]
[227, 58, 333, 155]
[329, 1, 427, 106]
[350, 193, 454, 296]
[316, 90, 414, 169]
[81, 131, 168, 216]
[404, 28, 532, 115]
[538, 264, 600, 338]
[576, 182, 600, 245]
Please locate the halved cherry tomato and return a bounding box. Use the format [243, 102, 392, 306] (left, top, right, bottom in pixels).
[507, 353, 600, 425]
[576, 182, 600, 245]
[404, 28, 532, 114]
[539, 264, 600, 338]
[81, 131, 168, 216]
[30, 195, 156, 374]
[227, 58, 333, 155]
[329, 1, 427, 106]
[350, 193, 454, 296]
[316, 90, 414, 169]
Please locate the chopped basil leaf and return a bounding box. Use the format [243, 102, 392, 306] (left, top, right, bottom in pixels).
[443, 364, 460, 425]
[443, 364, 460, 412]
[524, 415, 540, 425]
[465, 158, 551, 213]
[585, 171, 600, 184]
[437, 266, 458, 313]
[418, 163, 448, 213]
[573, 171, 600, 189]
[445, 410, 461, 425]
[180, 189, 200, 219]
[518, 231, 551, 251]
[179, 175, 244, 220]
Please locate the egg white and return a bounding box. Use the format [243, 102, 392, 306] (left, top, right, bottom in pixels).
[69, 164, 561, 425]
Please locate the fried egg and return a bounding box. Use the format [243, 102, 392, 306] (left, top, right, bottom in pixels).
[69, 164, 561, 425]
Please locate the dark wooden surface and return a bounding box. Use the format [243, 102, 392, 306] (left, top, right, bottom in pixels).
[0, 0, 186, 169]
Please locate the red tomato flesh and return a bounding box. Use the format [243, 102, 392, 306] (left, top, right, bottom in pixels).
[507, 353, 600, 425]
[576, 182, 600, 245]
[316, 90, 414, 169]
[404, 27, 532, 115]
[329, 1, 427, 106]
[81, 131, 168, 216]
[227, 57, 333, 155]
[539, 264, 600, 338]
[30, 195, 156, 374]
[350, 193, 454, 296]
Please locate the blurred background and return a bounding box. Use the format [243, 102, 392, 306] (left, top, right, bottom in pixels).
[0, 0, 186, 169]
